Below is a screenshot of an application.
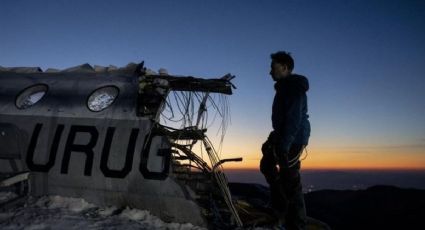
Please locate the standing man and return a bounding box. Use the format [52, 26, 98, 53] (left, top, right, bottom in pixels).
[260, 51, 310, 230]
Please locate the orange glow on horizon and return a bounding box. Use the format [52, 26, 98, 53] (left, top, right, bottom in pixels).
[220, 146, 425, 171]
[224, 165, 425, 171]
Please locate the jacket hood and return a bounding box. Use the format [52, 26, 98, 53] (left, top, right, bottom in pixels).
[275, 74, 309, 92]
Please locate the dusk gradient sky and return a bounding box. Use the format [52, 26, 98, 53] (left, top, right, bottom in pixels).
[1, 0, 424, 170]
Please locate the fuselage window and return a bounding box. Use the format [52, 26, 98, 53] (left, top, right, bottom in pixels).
[15, 84, 48, 109]
[87, 86, 119, 112]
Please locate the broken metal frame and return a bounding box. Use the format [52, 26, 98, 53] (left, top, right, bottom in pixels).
[0, 154, 31, 210]
[136, 63, 243, 227]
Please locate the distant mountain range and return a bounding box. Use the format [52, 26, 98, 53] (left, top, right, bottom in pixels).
[305, 185, 425, 230]
[229, 183, 425, 230]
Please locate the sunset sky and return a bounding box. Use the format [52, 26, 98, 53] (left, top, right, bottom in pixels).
[1, 0, 424, 170]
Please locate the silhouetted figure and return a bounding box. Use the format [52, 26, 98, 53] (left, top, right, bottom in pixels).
[260, 51, 310, 230]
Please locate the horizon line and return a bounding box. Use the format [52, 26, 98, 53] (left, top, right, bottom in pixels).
[223, 167, 425, 172]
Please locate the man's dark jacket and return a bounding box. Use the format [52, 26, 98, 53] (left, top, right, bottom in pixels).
[271, 74, 310, 153]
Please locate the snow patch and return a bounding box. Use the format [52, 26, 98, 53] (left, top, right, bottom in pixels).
[97, 206, 118, 217]
[119, 207, 201, 229]
[120, 207, 152, 221]
[45, 195, 96, 212]
[23, 223, 48, 230]
[0, 192, 17, 203]
[0, 194, 206, 229]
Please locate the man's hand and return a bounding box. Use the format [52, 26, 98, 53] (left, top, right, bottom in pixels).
[267, 131, 290, 168]
[268, 131, 290, 153]
[261, 139, 275, 158]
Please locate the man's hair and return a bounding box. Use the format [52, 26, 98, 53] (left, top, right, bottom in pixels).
[271, 51, 294, 71]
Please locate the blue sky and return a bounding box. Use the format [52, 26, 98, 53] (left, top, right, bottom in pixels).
[1, 0, 424, 169]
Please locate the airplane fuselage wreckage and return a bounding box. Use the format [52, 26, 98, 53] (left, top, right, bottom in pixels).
[0, 62, 246, 228]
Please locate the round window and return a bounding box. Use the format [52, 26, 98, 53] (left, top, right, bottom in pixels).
[87, 86, 119, 112]
[16, 84, 48, 109]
